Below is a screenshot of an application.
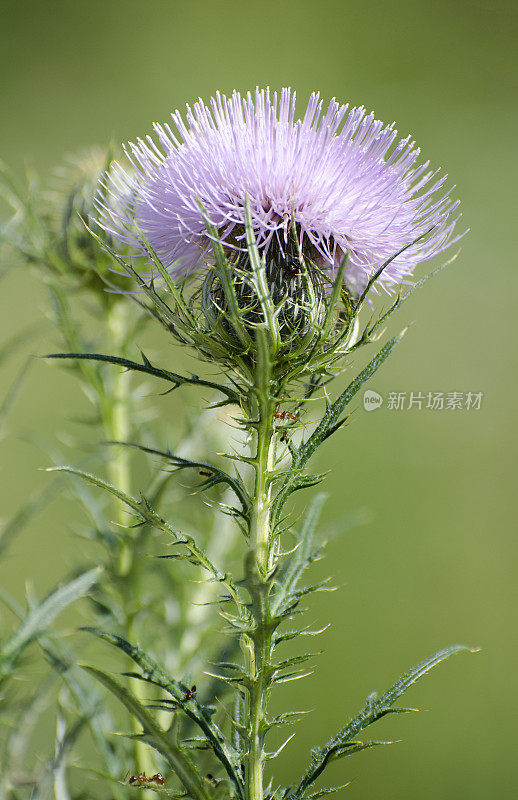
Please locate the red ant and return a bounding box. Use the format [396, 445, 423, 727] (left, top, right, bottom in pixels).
[274, 405, 300, 423]
[183, 684, 197, 701]
[128, 773, 165, 786]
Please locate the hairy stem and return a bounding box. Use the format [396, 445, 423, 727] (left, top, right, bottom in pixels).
[244, 340, 277, 800]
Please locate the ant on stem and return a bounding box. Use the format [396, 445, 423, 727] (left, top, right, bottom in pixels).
[183, 684, 197, 701]
[128, 773, 165, 786]
[274, 404, 300, 423]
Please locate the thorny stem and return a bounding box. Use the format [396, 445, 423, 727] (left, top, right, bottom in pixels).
[243, 339, 277, 800]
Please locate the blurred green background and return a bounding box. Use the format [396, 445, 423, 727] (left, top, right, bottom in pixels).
[1, 0, 516, 797]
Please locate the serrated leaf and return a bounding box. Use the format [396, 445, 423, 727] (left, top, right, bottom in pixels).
[304, 782, 351, 799]
[82, 665, 211, 800]
[272, 332, 405, 524]
[81, 627, 244, 798]
[289, 644, 477, 799]
[267, 710, 310, 728]
[47, 466, 239, 603]
[108, 440, 249, 515]
[44, 351, 239, 405]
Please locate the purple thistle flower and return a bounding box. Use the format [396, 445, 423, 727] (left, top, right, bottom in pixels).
[96, 88, 462, 294]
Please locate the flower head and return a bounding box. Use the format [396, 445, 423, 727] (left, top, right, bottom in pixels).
[97, 88, 461, 295]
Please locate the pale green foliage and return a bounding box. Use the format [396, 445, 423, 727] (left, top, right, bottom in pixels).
[0, 569, 99, 685]
[0, 157, 242, 797]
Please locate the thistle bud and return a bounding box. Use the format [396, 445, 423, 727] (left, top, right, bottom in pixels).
[203, 234, 328, 352]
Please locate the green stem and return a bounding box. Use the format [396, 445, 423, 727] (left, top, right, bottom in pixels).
[105, 302, 132, 577]
[244, 339, 277, 800]
[249, 400, 274, 575]
[104, 300, 155, 786]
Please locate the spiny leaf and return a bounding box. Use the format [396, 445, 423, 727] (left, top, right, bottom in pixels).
[303, 783, 351, 799]
[267, 710, 310, 728]
[272, 651, 321, 674]
[287, 473, 328, 494]
[82, 665, 211, 800]
[318, 253, 349, 345]
[272, 332, 406, 525]
[274, 581, 334, 622]
[289, 644, 477, 799]
[81, 627, 245, 798]
[46, 466, 240, 603]
[133, 221, 198, 328]
[298, 331, 405, 462]
[338, 738, 398, 757]
[273, 669, 314, 685]
[273, 626, 329, 645]
[272, 494, 327, 618]
[107, 440, 250, 515]
[44, 351, 239, 405]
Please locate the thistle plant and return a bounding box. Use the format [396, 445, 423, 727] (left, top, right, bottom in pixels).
[0, 88, 475, 799]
